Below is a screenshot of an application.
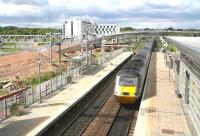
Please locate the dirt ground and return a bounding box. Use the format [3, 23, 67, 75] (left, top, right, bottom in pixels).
[0, 50, 59, 81]
[0, 41, 114, 82]
[0, 42, 82, 81]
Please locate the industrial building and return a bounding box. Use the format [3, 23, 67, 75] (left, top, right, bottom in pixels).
[166, 37, 200, 135]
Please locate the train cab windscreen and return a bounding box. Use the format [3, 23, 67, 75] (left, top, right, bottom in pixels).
[119, 77, 136, 86]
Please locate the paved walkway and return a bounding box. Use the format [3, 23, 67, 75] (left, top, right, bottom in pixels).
[0, 52, 132, 136]
[134, 52, 194, 136]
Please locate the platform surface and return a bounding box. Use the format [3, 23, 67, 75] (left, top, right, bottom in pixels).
[0, 52, 132, 136]
[134, 52, 194, 136]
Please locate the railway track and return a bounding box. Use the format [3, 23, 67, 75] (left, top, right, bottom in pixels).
[106, 102, 140, 136]
[80, 95, 140, 136]
[41, 75, 115, 136]
[40, 54, 131, 136]
[60, 79, 115, 136]
[81, 94, 120, 136]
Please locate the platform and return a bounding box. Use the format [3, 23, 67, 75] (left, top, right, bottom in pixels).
[0, 52, 132, 136]
[134, 52, 195, 136]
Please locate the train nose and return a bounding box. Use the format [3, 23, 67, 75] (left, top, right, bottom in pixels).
[116, 96, 137, 104]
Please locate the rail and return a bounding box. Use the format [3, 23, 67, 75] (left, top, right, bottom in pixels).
[57, 76, 114, 136]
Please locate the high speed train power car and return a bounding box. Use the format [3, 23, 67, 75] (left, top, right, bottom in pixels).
[114, 39, 154, 104]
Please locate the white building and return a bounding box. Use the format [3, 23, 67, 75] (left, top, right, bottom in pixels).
[95, 24, 120, 35]
[63, 19, 120, 37]
[63, 19, 96, 37]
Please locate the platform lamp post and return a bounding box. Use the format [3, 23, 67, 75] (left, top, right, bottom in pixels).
[38, 52, 42, 103]
[38, 48, 47, 103]
[168, 54, 172, 82]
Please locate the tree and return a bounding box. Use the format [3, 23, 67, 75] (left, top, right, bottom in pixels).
[120, 27, 135, 32]
[0, 26, 62, 35]
[167, 27, 174, 31]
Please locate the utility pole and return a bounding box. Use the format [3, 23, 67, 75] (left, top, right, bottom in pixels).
[50, 32, 52, 65]
[101, 38, 105, 66]
[58, 43, 61, 63]
[86, 43, 88, 65]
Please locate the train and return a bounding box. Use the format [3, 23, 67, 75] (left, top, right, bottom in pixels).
[114, 39, 154, 104]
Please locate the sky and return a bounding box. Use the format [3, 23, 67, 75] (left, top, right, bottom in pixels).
[0, 0, 200, 29]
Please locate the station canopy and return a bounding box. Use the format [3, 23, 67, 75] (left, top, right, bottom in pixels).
[165, 36, 200, 67]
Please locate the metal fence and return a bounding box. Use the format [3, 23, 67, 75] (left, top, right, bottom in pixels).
[0, 48, 124, 121]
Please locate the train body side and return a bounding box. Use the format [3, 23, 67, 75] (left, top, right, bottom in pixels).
[114, 39, 154, 104]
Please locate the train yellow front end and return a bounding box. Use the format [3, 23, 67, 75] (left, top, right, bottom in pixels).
[116, 86, 137, 104]
[114, 76, 138, 104]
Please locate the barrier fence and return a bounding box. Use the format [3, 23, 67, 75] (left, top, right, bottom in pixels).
[0, 48, 124, 121]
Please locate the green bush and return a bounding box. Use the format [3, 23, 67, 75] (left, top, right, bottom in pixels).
[26, 71, 62, 86]
[166, 44, 176, 52]
[155, 38, 162, 50]
[0, 90, 8, 96]
[10, 103, 24, 116]
[120, 27, 135, 32]
[0, 47, 21, 52]
[1, 43, 16, 46]
[0, 27, 62, 35]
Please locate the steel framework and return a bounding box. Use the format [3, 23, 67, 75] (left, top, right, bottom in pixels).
[0, 35, 81, 43]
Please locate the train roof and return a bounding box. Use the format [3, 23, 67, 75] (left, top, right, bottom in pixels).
[143, 39, 154, 49]
[117, 69, 140, 77]
[143, 44, 152, 49]
[137, 49, 150, 59]
[117, 38, 154, 78]
[118, 58, 143, 77]
[122, 58, 143, 68]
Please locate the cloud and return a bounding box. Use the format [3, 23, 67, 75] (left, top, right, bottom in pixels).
[1, 0, 48, 6]
[0, 0, 199, 28]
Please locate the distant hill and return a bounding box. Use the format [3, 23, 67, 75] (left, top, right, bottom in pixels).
[3, 26, 18, 29]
